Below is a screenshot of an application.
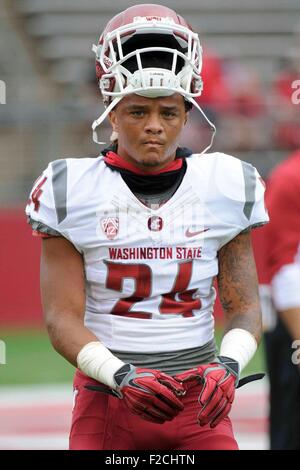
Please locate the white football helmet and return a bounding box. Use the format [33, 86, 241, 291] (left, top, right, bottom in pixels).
[92, 4, 215, 152]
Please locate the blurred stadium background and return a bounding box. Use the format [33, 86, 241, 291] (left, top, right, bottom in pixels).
[1, 0, 300, 450]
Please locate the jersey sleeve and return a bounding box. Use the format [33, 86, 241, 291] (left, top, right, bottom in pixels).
[244, 165, 269, 230]
[215, 152, 269, 232]
[25, 160, 66, 237]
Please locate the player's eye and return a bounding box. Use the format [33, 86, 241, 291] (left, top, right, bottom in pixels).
[130, 110, 145, 117]
[162, 111, 177, 118]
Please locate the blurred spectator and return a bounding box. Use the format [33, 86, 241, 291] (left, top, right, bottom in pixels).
[182, 48, 233, 153]
[185, 48, 271, 153]
[199, 49, 233, 112]
[220, 63, 269, 151]
[260, 149, 300, 449]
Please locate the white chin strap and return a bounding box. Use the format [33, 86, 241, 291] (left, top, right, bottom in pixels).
[186, 96, 216, 155]
[92, 94, 216, 155]
[92, 96, 123, 145]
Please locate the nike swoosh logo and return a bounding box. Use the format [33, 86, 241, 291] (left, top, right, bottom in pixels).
[185, 228, 210, 238]
[128, 379, 152, 394]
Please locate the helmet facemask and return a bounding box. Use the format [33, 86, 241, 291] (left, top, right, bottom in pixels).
[94, 18, 203, 104]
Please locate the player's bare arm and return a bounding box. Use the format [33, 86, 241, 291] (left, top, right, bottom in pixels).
[41, 236, 98, 366]
[217, 230, 262, 344]
[174, 231, 264, 428]
[41, 236, 184, 424]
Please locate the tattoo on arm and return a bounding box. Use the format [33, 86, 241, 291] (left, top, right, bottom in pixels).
[217, 231, 262, 343]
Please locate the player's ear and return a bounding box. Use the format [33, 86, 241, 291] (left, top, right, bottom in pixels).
[108, 111, 119, 134]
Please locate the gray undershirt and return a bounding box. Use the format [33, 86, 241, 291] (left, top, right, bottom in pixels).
[111, 340, 217, 376]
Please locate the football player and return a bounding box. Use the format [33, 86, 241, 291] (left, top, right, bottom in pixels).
[26, 4, 268, 450]
[262, 149, 300, 449]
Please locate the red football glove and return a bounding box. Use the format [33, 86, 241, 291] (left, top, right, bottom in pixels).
[174, 356, 239, 428]
[86, 363, 185, 424]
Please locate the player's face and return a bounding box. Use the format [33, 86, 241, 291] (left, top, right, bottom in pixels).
[109, 93, 188, 172]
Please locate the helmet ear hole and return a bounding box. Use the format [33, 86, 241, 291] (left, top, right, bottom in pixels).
[191, 76, 203, 95]
[99, 74, 127, 98]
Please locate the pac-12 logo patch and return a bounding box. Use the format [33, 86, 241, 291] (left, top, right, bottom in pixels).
[101, 217, 119, 240]
[148, 216, 163, 231]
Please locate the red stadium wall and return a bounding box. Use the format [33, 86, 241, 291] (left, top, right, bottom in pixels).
[0, 207, 43, 327]
[0, 208, 267, 327]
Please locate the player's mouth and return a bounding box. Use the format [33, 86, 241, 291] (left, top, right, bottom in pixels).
[142, 140, 164, 146]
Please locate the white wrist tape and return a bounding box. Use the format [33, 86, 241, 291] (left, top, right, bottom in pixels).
[77, 342, 125, 389]
[219, 328, 257, 373]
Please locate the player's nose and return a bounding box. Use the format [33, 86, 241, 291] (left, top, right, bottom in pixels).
[144, 112, 163, 134]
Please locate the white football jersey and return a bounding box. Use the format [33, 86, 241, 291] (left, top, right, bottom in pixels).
[26, 152, 268, 353]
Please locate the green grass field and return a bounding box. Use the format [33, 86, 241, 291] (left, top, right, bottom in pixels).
[0, 327, 266, 385]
